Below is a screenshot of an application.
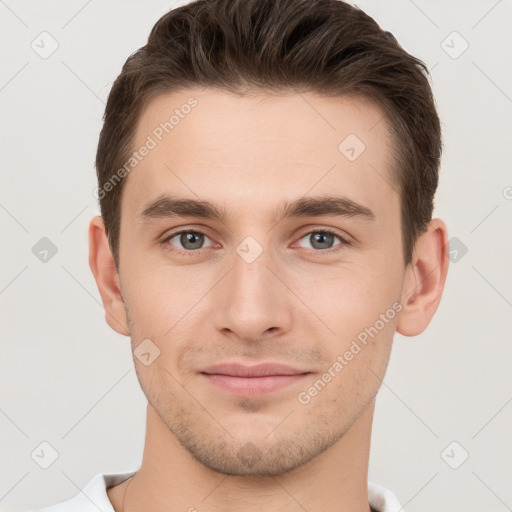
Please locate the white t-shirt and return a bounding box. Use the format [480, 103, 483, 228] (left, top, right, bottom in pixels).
[32, 471, 405, 512]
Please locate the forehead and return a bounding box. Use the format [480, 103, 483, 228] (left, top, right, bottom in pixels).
[122, 87, 398, 222]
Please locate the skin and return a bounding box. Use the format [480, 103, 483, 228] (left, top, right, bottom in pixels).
[89, 88, 449, 512]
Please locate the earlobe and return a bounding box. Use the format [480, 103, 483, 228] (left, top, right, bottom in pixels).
[396, 218, 450, 337]
[88, 216, 130, 336]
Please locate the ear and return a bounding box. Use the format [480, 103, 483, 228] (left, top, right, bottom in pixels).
[396, 218, 450, 337]
[88, 216, 130, 336]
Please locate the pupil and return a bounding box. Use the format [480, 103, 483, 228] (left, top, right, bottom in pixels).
[312, 232, 333, 249]
[181, 232, 203, 249]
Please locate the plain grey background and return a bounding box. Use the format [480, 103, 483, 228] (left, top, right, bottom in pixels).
[1, 1, 511, 511]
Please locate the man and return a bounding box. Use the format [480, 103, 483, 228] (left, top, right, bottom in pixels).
[35, 0, 449, 510]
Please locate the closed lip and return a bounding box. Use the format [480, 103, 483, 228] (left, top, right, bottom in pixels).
[200, 362, 310, 377]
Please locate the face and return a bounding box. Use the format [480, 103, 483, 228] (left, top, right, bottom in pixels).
[116, 88, 406, 475]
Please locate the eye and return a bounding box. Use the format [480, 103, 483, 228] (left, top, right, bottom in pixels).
[161, 227, 349, 256]
[162, 229, 214, 253]
[296, 229, 348, 252]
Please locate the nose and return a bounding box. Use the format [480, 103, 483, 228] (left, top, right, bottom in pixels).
[212, 245, 293, 342]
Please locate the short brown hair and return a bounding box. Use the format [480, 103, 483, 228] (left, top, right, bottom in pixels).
[96, 0, 441, 268]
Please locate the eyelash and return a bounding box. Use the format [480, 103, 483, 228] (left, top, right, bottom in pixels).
[160, 228, 350, 256]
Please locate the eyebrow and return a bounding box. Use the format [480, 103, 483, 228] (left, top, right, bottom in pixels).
[138, 194, 375, 224]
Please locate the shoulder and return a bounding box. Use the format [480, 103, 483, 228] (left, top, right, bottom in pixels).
[31, 471, 136, 512]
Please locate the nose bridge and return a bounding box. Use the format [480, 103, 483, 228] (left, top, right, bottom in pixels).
[213, 236, 292, 339]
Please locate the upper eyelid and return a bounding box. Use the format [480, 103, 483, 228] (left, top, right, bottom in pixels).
[163, 227, 214, 242]
[298, 229, 347, 242]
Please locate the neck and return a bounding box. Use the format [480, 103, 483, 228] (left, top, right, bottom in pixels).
[109, 399, 375, 512]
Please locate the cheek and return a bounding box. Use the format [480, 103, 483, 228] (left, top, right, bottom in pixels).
[295, 258, 402, 335]
[121, 248, 192, 325]
[121, 260, 216, 374]
[292, 257, 402, 394]
[295, 315, 396, 420]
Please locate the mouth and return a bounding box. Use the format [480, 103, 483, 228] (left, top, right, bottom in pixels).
[200, 363, 311, 396]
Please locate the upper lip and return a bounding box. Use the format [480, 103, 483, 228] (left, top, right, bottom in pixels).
[201, 363, 309, 377]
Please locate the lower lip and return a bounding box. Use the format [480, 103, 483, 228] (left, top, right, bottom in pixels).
[201, 373, 309, 396]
